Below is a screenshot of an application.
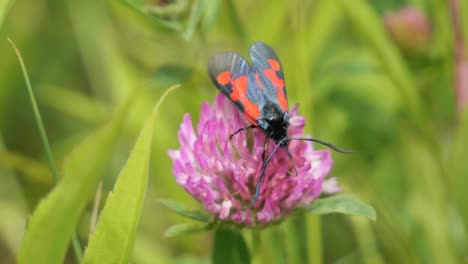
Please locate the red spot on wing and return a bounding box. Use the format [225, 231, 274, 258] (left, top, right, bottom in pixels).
[243, 103, 261, 125]
[264, 69, 288, 110]
[216, 71, 231, 85]
[268, 59, 281, 72]
[230, 75, 260, 125]
[230, 75, 248, 101]
[255, 73, 263, 90]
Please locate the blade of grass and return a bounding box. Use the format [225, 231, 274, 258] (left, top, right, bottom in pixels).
[82, 84, 179, 263]
[16, 69, 136, 264]
[449, 108, 468, 250]
[89, 180, 103, 235]
[0, 0, 14, 30]
[8, 38, 83, 263]
[183, 0, 202, 40]
[8, 38, 59, 182]
[0, 151, 51, 184]
[38, 85, 111, 124]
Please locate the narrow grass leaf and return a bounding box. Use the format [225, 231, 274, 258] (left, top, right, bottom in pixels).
[450, 109, 468, 240]
[17, 91, 133, 264]
[38, 85, 111, 124]
[212, 228, 251, 264]
[0, 0, 14, 30]
[183, 0, 202, 40]
[301, 194, 376, 221]
[82, 84, 180, 264]
[164, 223, 209, 237]
[159, 199, 210, 222]
[0, 151, 51, 184]
[8, 38, 59, 182]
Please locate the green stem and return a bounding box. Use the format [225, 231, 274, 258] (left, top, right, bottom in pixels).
[307, 215, 322, 263]
[285, 216, 308, 264]
[265, 227, 287, 264]
[8, 38, 83, 262]
[71, 235, 83, 261]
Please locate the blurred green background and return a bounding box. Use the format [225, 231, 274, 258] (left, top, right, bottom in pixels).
[1, 0, 468, 263]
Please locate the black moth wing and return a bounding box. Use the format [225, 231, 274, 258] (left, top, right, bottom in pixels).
[249, 42, 288, 111]
[207, 51, 266, 124]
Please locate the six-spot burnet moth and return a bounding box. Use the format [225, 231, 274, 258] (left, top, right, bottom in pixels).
[207, 42, 352, 208]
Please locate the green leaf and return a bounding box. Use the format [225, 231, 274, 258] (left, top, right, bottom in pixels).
[164, 223, 209, 237]
[339, 0, 426, 133]
[183, 0, 202, 40]
[38, 85, 111, 124]
[17, 98, 133, 264]
[301, 194, 376, 221]
[212, 228, 251, 264]
[459, 0, 468, 52]
[152, 64, 193, 87]
[0, 0, 14, 30]
[450, 109, 468, 238]
[159, 199, 210, 222]
[82, 84, 179, 264]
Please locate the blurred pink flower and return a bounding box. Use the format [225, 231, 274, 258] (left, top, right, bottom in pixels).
[456, 61, 468, 114]
[384, 6, 432, 53]
[169, 94, 338, 227]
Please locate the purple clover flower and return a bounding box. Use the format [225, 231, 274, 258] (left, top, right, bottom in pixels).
[169, 94, 340, 226]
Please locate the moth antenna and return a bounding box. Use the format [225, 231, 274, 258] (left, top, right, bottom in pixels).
[287, 137, 353, 154]
[250, 142, 283, 208]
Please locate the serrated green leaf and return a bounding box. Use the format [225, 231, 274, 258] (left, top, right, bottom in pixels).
[212, 228, 251, 264]
[17, 96, 133, 264]
[159, 199, 210, 222]
[301, 194, 376, 221]
[164, 223, 209, 237]
[82, 84, 179, 264]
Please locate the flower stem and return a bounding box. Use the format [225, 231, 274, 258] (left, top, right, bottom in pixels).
[285, 216, 309, 264]
[307, 214, 322, 263]
[265, 227, 287, 264]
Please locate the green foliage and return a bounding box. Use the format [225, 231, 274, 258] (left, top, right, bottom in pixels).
[164, 223, 209, 237]
[0, 0, 466, 263]
[82, 85, 179, 264]
[159, 199, 211, 222]
[0, 0, 14, 30]
[301, 194, 377, 221]
[17, 102, 131, 263]
[213, 228, 250, 264]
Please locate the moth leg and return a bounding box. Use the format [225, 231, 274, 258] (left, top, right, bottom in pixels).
[229, 125, 257, 140]
[261, 137, 270, 161]
[250, 142, 282, 208]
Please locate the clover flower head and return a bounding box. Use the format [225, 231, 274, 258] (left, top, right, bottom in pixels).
[384, 6, 432, 53]
[169, 94, 339, 227]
